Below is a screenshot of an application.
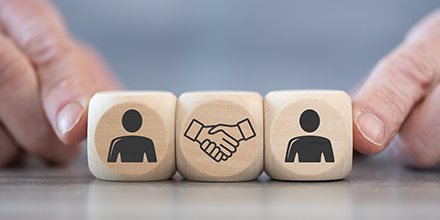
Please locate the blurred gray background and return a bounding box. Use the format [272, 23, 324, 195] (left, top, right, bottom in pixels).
[51, 0, 440, 96]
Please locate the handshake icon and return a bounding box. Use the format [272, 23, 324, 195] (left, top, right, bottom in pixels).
[184, 118, 256, 162]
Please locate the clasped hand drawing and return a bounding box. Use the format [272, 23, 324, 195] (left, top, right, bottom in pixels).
[184, 118, 256, 162]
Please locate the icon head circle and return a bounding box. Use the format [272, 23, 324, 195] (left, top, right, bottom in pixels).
[122, 109, 142, 132]
[299, 109, 320, 133]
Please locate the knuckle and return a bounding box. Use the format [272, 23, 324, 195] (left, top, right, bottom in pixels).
[409, 153, 437, 169]
[400, 135, 438, 168]
[0, 41, 31, 90]
[409, 154, 436, 169]
[46, 143, 81, 166]
[24, 130, 53, 154]
[41, 73, 82, 109]
[363, 45, 440, 133]
[0, 0, 73, 67]
[26, 34, 74, 67]
[16, 122, 58, 160]
[0, 58, 29, 91]
[385, 45, 438, 91]
[367, 83, 408, 123]
[0, 140, 20, 167]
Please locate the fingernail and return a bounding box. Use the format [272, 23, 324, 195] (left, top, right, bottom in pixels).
[355, 112, 385, 145]
[57, 102, 85, 135]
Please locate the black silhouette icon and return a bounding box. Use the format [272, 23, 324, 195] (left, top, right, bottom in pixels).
[184, 118, 256, 163]
[107, 109, 157, 163]
[285, 109, 335, 163]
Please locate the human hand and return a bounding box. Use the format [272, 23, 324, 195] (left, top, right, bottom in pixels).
[0, 0, 121, 167]
[199, 139, 228, 162]
[352, 8, 440, 168]
[184, 119, 257, 162]
[208, 118, 256, 142]
[208, 124, 243, 142]
[196, 126, 239, 158]
[184, 119, 241, 162]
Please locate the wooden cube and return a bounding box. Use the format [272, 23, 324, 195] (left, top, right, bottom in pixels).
[264, 90, 352, 181]
[88, 91, 176, 181]
[176, 91, 263, 181]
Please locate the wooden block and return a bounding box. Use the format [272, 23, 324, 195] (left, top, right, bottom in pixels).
[87, 91, 176, 181]
[176, 91, 264, 182]
[264, 90, 352, 181]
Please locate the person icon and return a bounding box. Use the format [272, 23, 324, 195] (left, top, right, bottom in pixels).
[285, 109, 335, 163]
[107, 109, 157, 163]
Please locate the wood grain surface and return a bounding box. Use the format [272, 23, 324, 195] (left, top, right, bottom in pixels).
[88, 91, 176, 181]
[176, 91, 263, 181]
[264, 90, 352, 181]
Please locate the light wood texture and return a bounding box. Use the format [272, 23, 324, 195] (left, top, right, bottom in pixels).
[88, 91, 176, 181]
[176, 91, 263, 181]
[264, 90, 352, 181]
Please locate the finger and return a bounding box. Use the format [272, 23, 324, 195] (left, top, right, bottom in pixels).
[209, 125, 242, 141]
[209, 126, 240, 150]
[219, 144, 233, 157]
[389, 84, 440, 168]
[210, 147, 220, 159]
[200, 140, 211, 151]
[221, 136, 239, 152]
[222, 155, 228, 161]
[208, 126, 224, 135]
[80, 44, 122, 91]
[352, 8, 440, 155]
[0, 30, 80, 164]
[214, 151, 223, 162]
[0, 0, 119, 145]
[205, 142, 216, 155]
[0, 122, 21, 167]
[204, 141, 221, 162]
[200, 140, 217, 157]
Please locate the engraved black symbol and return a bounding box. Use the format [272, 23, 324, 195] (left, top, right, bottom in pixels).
[184, 118, 256, 162]
[107, 109, 157, 163]
[285, 109, 335, 163]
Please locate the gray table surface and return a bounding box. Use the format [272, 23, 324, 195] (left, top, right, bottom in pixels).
[0, 149, 439, 220]
[1, 1, 439, 219]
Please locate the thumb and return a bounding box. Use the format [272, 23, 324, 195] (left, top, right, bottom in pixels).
[352, 9, 440, 155]
[208, 126, 220, 134]
[0, 0, 121, 145]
